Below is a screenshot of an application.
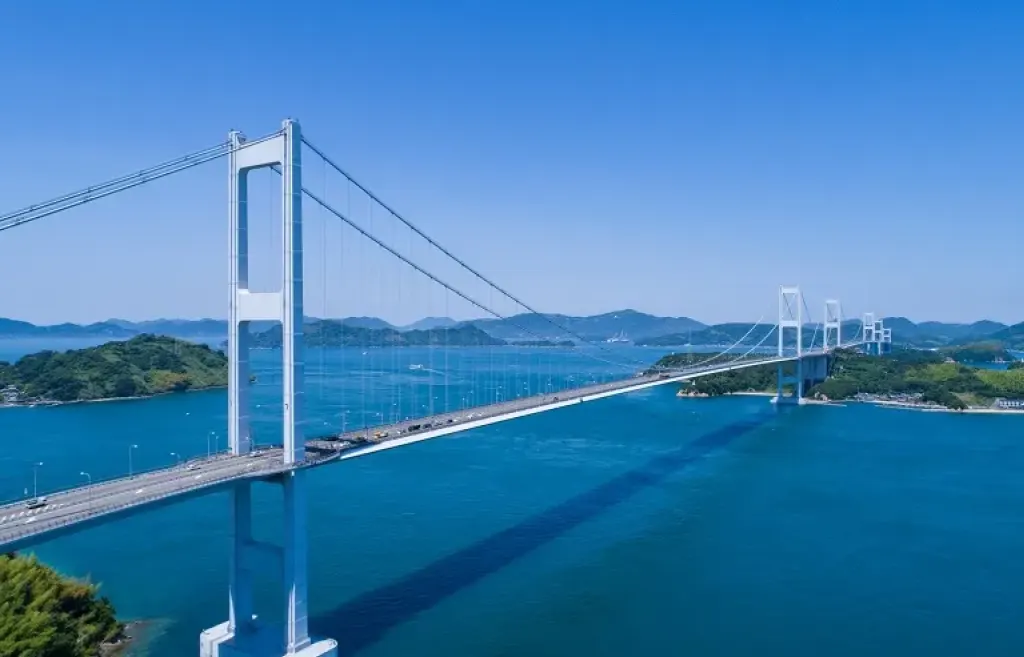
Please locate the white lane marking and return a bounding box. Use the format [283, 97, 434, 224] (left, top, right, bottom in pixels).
[135, 488, 145, 494]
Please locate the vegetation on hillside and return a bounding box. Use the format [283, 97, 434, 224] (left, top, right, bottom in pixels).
[250, 321, 506, 348]
[0, 334, 227, 403]
[0, 554, 123, 657]
[938, 341, 1016, 363]
[976, 322, 1024, 350]
[654, 348, 1024, 410]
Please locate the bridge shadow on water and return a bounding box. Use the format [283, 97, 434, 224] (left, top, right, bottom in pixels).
[311, 412, 773, 656]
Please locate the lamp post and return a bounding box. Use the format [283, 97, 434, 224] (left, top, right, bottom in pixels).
[128, 444, 138, 477]
[80, 471, 91, 484]
[170, 452, 181, 466]
[32, 462, 43, 498]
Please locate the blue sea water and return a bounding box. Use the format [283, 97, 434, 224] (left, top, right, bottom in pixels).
[2, 341, 1024, 656]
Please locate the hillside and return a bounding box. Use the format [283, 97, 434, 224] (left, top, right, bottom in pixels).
[959, 322, 1024, 350]
[884, 317, 1010, 348]
[938, 341, 1016, 363]
[658, 348, 1024, 410]
[400, 316, 459, 331]
[250, 320, 505, 348]
[470, 309, 705, 342]
[637, 320, 864, 348]
[0, 553, 124, 657]
[0, 318, 136, 339]
[0, 334, 227, 403]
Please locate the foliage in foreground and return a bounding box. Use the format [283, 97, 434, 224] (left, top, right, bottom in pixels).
[0, 334, 227, 402]
[0, 553, 122, 657]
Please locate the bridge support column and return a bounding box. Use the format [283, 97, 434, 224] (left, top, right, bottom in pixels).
[775, 286, 804, 405]
[802, 354, 830, 394]
[202, 119, 336, 657]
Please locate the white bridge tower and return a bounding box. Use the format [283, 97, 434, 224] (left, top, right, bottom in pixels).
[201, 120, 337, 657]
[775, 285, 804, 405]
[824, 299, 842, 351]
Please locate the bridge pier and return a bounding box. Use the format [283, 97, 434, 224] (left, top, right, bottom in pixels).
[202, 120, 336, 657]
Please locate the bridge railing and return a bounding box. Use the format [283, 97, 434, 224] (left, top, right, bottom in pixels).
[0, 449, 236, 508]
[0, 456, 300, 547]
[0, 449, 340, 547]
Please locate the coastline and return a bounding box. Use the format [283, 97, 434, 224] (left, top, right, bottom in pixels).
[0, 384, 226, 410]
[676, 388, 1024, 415]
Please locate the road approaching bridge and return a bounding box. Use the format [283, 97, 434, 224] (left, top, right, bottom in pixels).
[0, 448, 336, 552]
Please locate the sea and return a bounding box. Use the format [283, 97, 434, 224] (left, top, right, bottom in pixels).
[2, 338, 1024, 657]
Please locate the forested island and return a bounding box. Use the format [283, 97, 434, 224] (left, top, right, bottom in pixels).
[937, 342, 1017, 363]
[0, 554, 126, 656]
[0, 334, 227, 404]
[249, 320, 506, 348]
[654, 348, 1024, 410]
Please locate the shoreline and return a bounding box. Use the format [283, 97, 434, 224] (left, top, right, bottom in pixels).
[0, 384, 226, 410]
[677, 389, 1024, 415]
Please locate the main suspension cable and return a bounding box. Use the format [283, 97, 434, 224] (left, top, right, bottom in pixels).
[302, 136, 650, 366]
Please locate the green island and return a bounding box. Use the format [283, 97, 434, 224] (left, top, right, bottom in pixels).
[937, 341, 1017, 363]
[0, 554, 126, 657]
[250, 320, 505, 348]
[0, 334, 227, 404]
[654, 348, 1024, 411]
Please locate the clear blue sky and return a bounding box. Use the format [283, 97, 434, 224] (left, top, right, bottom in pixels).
[0, 1, 1020, 325]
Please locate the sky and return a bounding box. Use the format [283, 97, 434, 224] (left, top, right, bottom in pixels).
[0, 0, 1021, 326]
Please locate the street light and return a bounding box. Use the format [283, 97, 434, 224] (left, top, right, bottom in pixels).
[32, 462, 43, 499]
[128, 444, 138, 477]
[170, 452, 181, 466]
[80, 471, 91, 484]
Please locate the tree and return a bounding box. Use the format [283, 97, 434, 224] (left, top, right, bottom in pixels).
[0, 554, 123, 657]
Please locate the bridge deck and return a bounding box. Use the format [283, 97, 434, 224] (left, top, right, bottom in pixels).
[310, 351, 825, 459]
[0, 349, 843, 551]
[0, 448, 335, 552]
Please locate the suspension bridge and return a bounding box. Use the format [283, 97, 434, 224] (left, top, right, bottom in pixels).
[0, 119, 886, 657]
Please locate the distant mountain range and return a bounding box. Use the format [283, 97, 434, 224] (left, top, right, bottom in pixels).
[468, 309, 705, 342]
[250, 321, 506, 349]
[1, 313, 1021, 350]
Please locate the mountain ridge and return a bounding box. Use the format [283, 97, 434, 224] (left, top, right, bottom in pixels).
[1, 314, 1018, 348]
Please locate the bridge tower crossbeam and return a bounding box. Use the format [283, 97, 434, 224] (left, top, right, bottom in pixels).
[201, 119, 337, 657]
[823, 299, 842, 351]
[775, 285, 804, 405]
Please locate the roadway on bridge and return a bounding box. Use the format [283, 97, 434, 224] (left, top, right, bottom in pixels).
[0, 448, 329, 551]
[1, 348, 842, 551]
[310, 351, 820, 459]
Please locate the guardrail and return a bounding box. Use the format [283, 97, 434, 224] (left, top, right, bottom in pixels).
[0, 451, 339, 547]
[0, 461, 286, 546]
[0, 450, 236, 508]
